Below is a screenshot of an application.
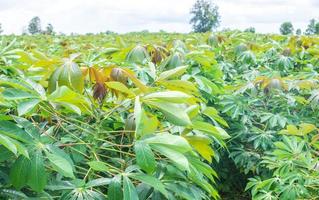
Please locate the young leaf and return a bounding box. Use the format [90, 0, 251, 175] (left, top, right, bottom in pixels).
[299, 123, 317, 135]
[185, 135, 214, 163]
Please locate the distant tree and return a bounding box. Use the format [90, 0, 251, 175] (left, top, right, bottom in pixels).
[105, 30, 116, 34]
[244, 27, 256, 33]
[279, 22, 294, 35]
[315, 23, 319, 34]
[45, 23, 54, 35]
[0, 23, 3, 34]
[159, 29, 166, 33]
[190, 0, 220, 33]
[305, 19, 316, 35]
[28, 16, 42, 34]
[296, 28, 302, 35]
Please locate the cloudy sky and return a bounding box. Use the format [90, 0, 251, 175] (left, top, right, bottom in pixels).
[0, 0, 318, 34]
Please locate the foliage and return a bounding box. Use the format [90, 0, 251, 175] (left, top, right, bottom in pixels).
[0, 30, 319, 199]
[0, 32, 228, 199]
[279, 22, 294, 35]
[209, 31, 319, 199]
[190, 0, 220, 33]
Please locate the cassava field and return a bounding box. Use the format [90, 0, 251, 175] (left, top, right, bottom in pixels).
[0, 31, 319, 199]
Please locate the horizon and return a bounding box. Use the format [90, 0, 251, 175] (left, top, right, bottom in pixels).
[0, 0, 318, 34]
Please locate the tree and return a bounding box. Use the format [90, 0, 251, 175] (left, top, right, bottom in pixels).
[279, 22, 294, 35]
[315, 23, 319, 34]
[305, 19, 316, 35]
[190, 0, 220, 33]
[28, 16, 41, 34]
[0, 23, 3, 34]
[244, 27, 256, 33]
[45, 23, 54, 35]
[296, 28, 302, 35]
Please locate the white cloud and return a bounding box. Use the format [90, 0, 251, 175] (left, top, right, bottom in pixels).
[0, 0, 318, 34]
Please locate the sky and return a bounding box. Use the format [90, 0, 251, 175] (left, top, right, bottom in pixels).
[0, 0, 318, 34]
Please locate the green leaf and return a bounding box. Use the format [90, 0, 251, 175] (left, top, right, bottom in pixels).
[129, 173, 168, 198]
[28, 152, 47, 192]
[10, 156, 31, 189]
[2, 88, 37, 100]
[0, 121, 33, 143]
[48, 86, 90, 115]
[134, 141, 156, 174]
[10, 139, 29, 158]
[143, 91, 193, 103]
[144, 134, 192, 153]
[17, 98, 40, 116]
[46, 152, 75, 178]
[12, 116, 41, 139]
[150, 143, 189, 171]
[108, 176, 123, 200]
[87, 161, 109, 172]
[202, 107, 229, 128]
[123, 176, 139, 200]
[0, 134, 17, 155]
[157, 65, 188, 81]
[86, 178, 112, 188]
[146, 101, 191, 126]
[134, 96, 158, 138]
[192, 121, 230, 139]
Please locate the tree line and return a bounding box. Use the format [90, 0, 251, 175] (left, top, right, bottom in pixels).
[0, 16, 55, 35]
[280, 20, 319, 35]
[190, 0, 319, 35]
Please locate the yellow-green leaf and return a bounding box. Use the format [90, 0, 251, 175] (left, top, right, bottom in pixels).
[185, 135, 214, 163]
[105, 81, 135, 97]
